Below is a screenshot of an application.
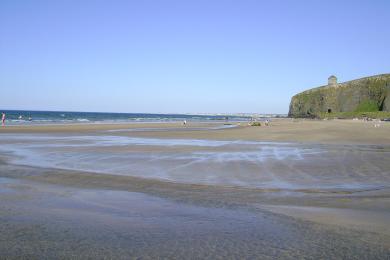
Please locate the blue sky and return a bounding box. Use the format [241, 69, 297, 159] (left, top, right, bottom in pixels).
[0, 0, 389, 114]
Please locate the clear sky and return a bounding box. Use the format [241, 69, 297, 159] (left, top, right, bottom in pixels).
[0, 0, 389, 114]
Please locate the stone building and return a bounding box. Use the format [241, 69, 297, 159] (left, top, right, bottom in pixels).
[288, 74, 390, 117]
[328, 75, 337, 87]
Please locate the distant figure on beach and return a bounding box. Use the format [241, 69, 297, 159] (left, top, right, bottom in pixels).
[183, 120, 187, 126]
[2, 113, 5, 126]
[374, 119, 381, 128]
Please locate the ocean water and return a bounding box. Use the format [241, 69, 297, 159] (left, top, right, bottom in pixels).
[0, 110, 254, 125]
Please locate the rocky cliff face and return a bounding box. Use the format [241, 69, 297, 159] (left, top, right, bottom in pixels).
[288, 74, 390, 117]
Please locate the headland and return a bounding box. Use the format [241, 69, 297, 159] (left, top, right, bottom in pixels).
[289, 74, 390, 118]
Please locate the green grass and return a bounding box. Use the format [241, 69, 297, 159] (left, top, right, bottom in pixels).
[355, 100, 379, 112]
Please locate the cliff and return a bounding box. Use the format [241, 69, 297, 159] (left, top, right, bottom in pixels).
[288, 74, 390, 117]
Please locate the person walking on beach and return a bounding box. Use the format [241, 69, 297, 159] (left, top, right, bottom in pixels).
[2, 113, 5, 126]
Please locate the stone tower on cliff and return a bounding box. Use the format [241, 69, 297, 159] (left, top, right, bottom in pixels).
[288, 73, 390, 117]
[328, 75, 338, 87]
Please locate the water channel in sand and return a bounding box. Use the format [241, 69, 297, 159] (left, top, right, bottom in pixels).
[1, 129, 390, 258]
[0, 133, 389, 191]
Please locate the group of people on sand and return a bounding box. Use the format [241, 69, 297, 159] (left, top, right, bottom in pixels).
[248, 117, 271, 126]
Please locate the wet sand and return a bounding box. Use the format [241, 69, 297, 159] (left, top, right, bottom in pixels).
[1, 119, 390, 258]
[1, 164, 389, 259]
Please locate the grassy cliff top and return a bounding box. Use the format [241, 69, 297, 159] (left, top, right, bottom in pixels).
[295, 73, 390, 96]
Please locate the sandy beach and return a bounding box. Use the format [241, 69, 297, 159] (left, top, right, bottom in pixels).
[1, 118, 390, 144]
[3, 0, 390, 258]
[1, 119, 390, 259]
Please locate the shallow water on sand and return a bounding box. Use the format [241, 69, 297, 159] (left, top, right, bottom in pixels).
[0, 177, 388, 259]
[1, 128, 390, 258]
[0, 133, 390, 191]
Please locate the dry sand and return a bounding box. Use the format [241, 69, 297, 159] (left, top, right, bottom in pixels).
[1, 118, 389, 144]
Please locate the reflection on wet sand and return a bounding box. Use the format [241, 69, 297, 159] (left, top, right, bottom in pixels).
[0, 176, 389, 259]
[0, 121, 390, 258]
[1, 133, 389, 191]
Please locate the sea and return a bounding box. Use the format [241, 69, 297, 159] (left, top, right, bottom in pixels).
[0, 110, 279, 125]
